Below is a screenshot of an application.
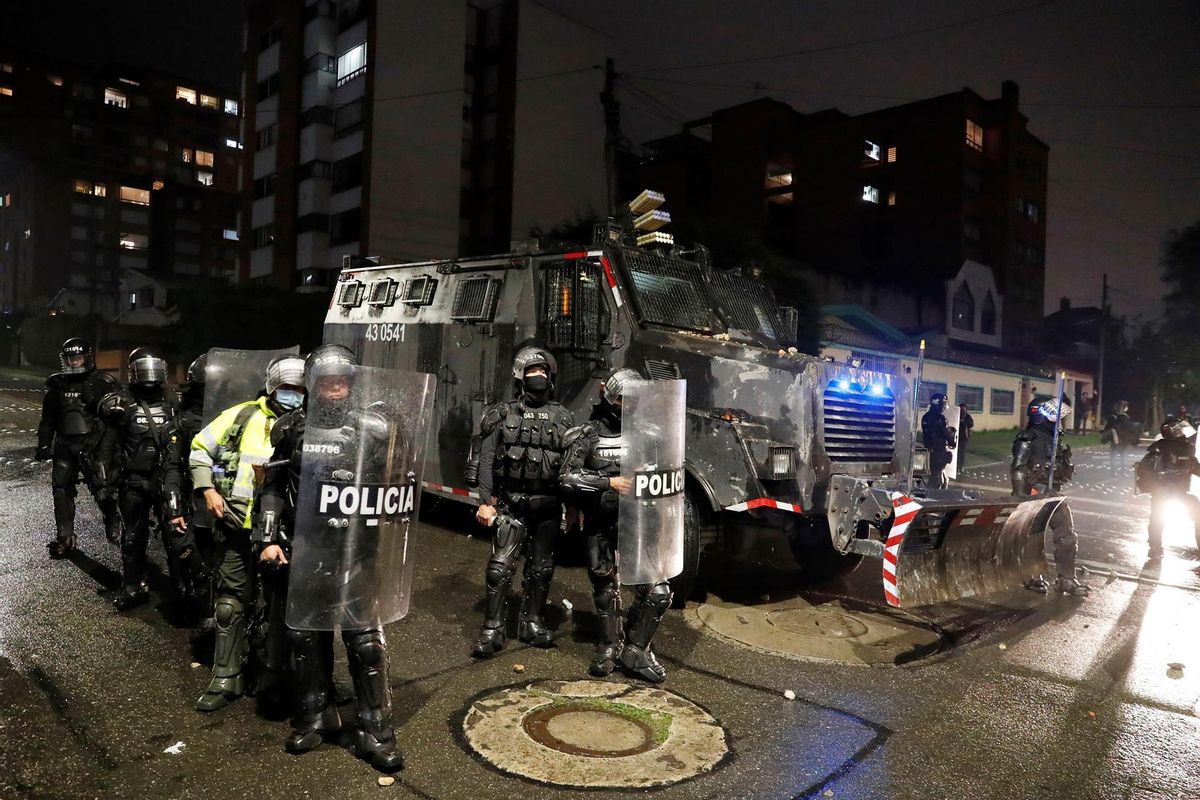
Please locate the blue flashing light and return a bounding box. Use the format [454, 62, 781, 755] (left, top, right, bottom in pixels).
[837, 379, 850, 391]
[869, 383, 884, 396]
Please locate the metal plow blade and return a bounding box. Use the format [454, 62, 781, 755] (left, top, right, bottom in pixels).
[882, 494, 1063, 608]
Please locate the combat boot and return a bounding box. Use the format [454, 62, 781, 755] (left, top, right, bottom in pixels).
[47, 534, 76, 559]
[472, 624, 506, 658]
[619, 582, 672, 683]
[1024, 574, 1050, 594]
[286, 705, 342, 754]
[618, 643, 667, 684]
[1056, 576, 1090, 597]
[517, 572, 554, 648]
[589, 612, 622, 678]
[346, 629, 404, 772]
[196, 597, 246, 711]
[517, 615, 554, 648]
[104, 516, 122, 544]
[112, 583, 149, 611]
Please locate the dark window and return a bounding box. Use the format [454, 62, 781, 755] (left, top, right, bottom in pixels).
[331, 152, 364, 192]
[981, 292, 997, 335]
[300, 106, 335, 128]
[304, 53, 336, 74]
[304, 1, 337, 22]
[258, 22, 282, 52]
[334, 99, 364, 138]
[253, 174, 277, 199]
[252, 224, 274, 249]
[956, 384, 984, 413]
[964, 168, 981, 193]
[256, 125, 277, 149]
[330, 207, 361, 245]
[296, 213, 330, 233]
[951, 283, 974, 331]
[991, 388, 1015, 415]
[256, 74, 280, 101]
[298, 160, 332, 180]
[918, 381, 948, 407]
[338, 0, 370, 32]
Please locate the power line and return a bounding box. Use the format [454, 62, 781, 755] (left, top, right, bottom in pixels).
[629, 0, 1064, 74]
[1049, 179, 1161, 241]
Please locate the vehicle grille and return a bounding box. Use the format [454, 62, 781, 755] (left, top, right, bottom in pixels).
[822, 380, 896, 463]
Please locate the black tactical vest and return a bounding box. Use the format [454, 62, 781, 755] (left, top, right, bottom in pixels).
[117, 391, 175, 475]
[47, 371, 113, 437]
[496, 400, 573, 492]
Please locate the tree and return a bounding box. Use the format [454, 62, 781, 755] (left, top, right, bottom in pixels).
[1157, 220, 1200, 409]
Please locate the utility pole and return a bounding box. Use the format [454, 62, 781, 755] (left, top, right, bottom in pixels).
[1096, 273, 1108, 425]
[599, 58, 620, 218]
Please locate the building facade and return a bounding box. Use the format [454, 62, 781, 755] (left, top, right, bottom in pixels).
[240, 0, 607, 290]
[641, 81, 1049, 356]
[0, 51, 241, 318]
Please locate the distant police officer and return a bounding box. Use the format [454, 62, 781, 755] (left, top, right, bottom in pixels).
[559, 368, 673, 683]
[99, 349, 193, 610]
[1136, 416, 1200, 560]
[162, 353, 212, 621]
[472, 347, 575, 657]
[1011, 398, 1089, 596]
[36, 337, 121, 557]
[189, 354, 306, 711]
[1102, 400, 1139, 470]
[921, 393, 957, 490]
[257, 344, 405, 772]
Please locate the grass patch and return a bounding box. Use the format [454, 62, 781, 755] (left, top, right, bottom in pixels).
[529, 690, 674, 744]
[963, 428, 1105, 466]
[0, 365, 47, 383]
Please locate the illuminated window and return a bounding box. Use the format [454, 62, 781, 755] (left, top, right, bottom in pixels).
[119, 233, 148, 250]
[176, 86, 197, 104]
[0, 87, 11, 97]
[152, 179, 165, 191]
[764, 163, 793, 190]
[966, 119, 983, 151]
[104, 88, 127, 108]
[199, 93, 219, 110]
[119, 186, 150, 206]
[887, 146, 897, 163]
[336, 42, 368, 86]
[118, 77, 140, 86]
[1, 63, 11, 73]
[73, 180, 107, 197]
[94, 183, 107, 198]
[887, 190, 896, 206]
[196, 150, 214, 167]
[223, 228, 239, 241]
[181, 147, 194, 164]
[0, 193, 10, 207]
[224, 98, 239, 115]
[864, 140, 881, 161]
[48, 74, 63, 87]
[224, 137, 243, 149]
[862, 185, 880, 204]
[196, 171, 214, 186]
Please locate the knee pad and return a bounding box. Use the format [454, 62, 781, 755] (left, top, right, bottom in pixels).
[645, 582, 673, 613]
[593, 582, 620, 614]
[347, 629, 386, 668]
[485, 559, 513, 590]
[52, 483, 76, 501]
[214, 596, 243, 626]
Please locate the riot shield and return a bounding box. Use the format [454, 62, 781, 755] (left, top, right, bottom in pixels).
[202, 346, 299, 427]
[617, 379, 686, 585]
[285, 364, 436, 630]
[944, 405, 961, 481]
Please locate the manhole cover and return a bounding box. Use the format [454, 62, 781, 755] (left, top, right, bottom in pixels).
[766, 608, 870, 639]
[462, 679, 728, 788]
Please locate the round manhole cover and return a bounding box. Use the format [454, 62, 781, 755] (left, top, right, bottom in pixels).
[462, 679, 729, 788]
[766, 608, 870, 639]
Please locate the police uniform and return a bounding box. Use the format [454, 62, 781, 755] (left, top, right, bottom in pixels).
[1137, 420, 1200, 558]
[472, 348, 574, 656]
[1011, 410, 1088, 595]
[99, 374, 192, 610]
[559, 370, 673, 683]
[37, 347, 120, 555]
[161, 367, 211, 617]
[921, 395, 957, 490]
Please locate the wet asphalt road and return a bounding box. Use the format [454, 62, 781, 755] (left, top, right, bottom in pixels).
[2, 378, 1199, 800]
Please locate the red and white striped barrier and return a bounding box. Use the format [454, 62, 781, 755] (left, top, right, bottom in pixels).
[599, 255, 625, 309]
[421, 481, 480, 501]
[723, 497, 804, 514]
[882, 493, 922, 607]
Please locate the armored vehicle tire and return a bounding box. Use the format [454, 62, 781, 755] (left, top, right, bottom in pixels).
[671, 489, 704, 608]
[789, 516, 863, 583]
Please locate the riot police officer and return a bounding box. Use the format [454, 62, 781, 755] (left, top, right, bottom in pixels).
[257, 344, 405, 772]
[190, 354, 306, 712]
[99, 349, 193, 610]
[1011, 399, 1089, 596]
[471, 347, 575, 657]
[560, 368, 673, 683]
[36, 337, 121, 557]
[162, 353, 212, 621]
[1136, 416, 1200, 560]
[921, 393, 957, 489]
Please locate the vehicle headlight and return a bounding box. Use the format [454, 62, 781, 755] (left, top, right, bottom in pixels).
[770, 446, 794, 478]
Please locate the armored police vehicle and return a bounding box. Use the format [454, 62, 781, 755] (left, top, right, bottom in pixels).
[324, 215, 1058, 608]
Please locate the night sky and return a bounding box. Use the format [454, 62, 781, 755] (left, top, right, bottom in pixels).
[5, 0, 1197, 327]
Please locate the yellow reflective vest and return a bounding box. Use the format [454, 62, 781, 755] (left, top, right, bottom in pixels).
[189, 397, 279, 529]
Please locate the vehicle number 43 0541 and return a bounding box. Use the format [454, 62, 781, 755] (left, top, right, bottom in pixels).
[364, 323, 405, 343]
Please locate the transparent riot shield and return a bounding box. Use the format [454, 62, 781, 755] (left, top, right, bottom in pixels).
[285, 364, 436, 630]
[202, 346, 300, 427]
[617, 379, 686, 585]
[944, 405, 961, 481]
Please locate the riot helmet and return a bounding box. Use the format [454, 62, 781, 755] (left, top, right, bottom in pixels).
[1036, 396, 1072, 424]
[598, 367, 641, 426]
[186, 353, 208, 385]
[59, 337, 94, 374]
[929, 392, 948, 410]
[304, 344, 358, 425]
[511, 346, 557, 401]
[265, 354, 306, 412]
[1114, 400, 1130, 415]
[128, 348, 168, 389]
[1161, 415, 1196, 440]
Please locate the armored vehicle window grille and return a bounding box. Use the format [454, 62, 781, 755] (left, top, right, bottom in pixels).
[367, 278, 398, 306]
[644, 359, 681, 380]
[620, 246, 719, 334]
[450, 276, 501, 322]
[541, 260, 603, 352]
[336, 280, 364, 308]
[708, 270, 786, 346]
[401, 275, 437, 306]
[822, 380, 896, 463]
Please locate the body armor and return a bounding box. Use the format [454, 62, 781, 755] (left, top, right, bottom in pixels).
[492, 400, 573, 493]
[1011, 421, 1087, 595]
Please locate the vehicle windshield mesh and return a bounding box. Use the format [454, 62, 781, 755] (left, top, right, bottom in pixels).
[620, 247, 719, 334]
[707, 270, 787, 344]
